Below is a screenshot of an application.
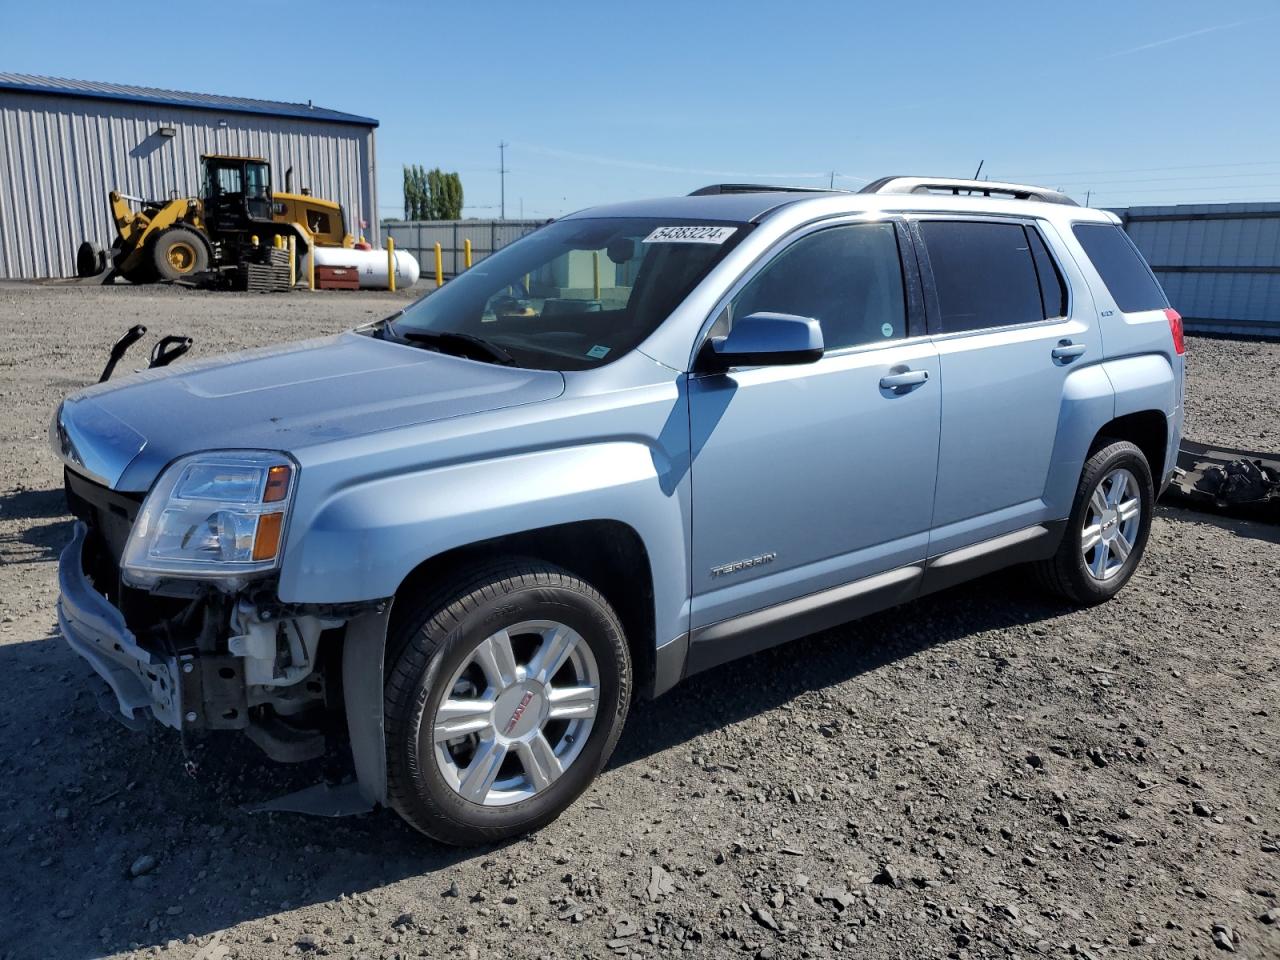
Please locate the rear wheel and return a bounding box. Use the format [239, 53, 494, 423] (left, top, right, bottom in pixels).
[151, 227, 209, 281]
[1034, 440, 1154, 605]
[383, 560, 631, 845]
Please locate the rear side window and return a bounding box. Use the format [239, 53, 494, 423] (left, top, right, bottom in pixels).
[919, 221, 1047, 333]
[1072, 223, 1167, 313]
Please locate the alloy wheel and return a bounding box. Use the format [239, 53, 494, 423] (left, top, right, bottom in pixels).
[1081, 467, 1141, 581]
[431, 620, 599, 807]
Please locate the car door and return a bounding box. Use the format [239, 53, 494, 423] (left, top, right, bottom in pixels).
[686, 219, 942, 663]
[912, 216, 1103, 555]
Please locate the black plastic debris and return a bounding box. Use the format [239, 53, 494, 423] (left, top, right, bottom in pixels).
[1163, 439, 1280, 522]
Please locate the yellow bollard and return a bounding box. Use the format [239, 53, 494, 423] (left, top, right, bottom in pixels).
[307, 241, 315, 291]
[434, 242, 443, 288]
[273, 234, 282, 249]
[592, 251, 601, 300]
[288, 236, 296, 288]
[250, 235, 259, 247]
[464, 238, 473, 270]
[387, 236, 396, 293]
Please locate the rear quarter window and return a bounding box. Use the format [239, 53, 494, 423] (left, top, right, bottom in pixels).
[1072, 223, 1168, 313]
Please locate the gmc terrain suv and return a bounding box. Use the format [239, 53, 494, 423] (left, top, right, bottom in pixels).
[53, 176, 1185, 845]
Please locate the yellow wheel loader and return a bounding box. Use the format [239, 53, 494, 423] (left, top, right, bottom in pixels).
[77, 155, 355, 287]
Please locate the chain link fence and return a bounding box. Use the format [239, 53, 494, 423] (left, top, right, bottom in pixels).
[381, 219, 547, 280]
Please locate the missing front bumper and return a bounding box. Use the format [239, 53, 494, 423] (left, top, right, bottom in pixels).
[57, 522, 185, 728]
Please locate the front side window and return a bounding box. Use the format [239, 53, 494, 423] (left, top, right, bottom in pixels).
[244, 162, 270, 200]
[920, 220, 1049, 333]
[727, 222, 907, 350]
[390, 217, 748, 370]
[206, 165, 242, 197]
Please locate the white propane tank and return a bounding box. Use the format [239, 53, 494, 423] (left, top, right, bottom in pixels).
[309, 246, 421, 289]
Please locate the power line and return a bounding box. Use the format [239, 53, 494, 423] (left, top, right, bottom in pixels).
[1042, 171, 1280, 189]
[1077, 183, 1280, 196]
[998, 159, 1280, 180]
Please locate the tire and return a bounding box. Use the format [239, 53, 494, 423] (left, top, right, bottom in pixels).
[384, 559, 631, 846]
[1034, 440, 1154, 605]
[151, 227, 209, 281]
[76, 241, 105, 278]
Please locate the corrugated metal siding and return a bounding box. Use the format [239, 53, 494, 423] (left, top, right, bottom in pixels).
[0, 89, 377, 279]
[1115, 201, 1280, 338]
[384, 220, 545, 277]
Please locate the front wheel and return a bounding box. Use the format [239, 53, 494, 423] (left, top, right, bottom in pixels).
[1034, 440, 1154, 605]
[151, 226, 209, 281]
[383, 560, 631, 845]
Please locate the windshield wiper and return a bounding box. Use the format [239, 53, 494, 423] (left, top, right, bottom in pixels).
[396, 330, 517, 366]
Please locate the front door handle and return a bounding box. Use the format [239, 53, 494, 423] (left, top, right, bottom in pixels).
[1052, 340, 1087, 362]
[879, 368, 930, 391]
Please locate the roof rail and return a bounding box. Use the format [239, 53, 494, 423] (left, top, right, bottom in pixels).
[688, 183, 847, 197]
[859, 176, 1078, 206]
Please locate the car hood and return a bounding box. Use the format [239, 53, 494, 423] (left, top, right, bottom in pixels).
[54, 332, 565, 492]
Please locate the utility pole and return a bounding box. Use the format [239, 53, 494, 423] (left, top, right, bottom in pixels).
[498, 141, 509, 220]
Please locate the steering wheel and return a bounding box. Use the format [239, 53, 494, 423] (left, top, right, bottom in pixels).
[490, 295, 523, 317]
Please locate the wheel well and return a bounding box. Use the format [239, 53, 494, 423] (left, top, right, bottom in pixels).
[391, 521, 656, 699]
[1093, 411, 1168, 479]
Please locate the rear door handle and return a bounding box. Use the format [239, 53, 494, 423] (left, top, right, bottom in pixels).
[879, 369, 930, 391]
[1052, 340, 1087, 362]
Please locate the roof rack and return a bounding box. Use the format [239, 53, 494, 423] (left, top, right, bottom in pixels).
[688, 183, 847, 197]
[859, 176, 1078, 206]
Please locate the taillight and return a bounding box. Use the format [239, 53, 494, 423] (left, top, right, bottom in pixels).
[1164, 308, 1185, 355]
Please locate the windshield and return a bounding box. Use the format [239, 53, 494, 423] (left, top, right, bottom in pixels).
[388, 217, 749, 370]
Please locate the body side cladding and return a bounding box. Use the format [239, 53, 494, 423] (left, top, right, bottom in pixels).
[677, 521, 1066, 683]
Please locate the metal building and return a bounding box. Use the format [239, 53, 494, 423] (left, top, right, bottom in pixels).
[0, 73, 378, 279]
[1115, 201, 1280, 338]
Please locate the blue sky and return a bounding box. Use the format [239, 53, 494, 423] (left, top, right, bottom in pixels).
[3, 0, 1278, 218]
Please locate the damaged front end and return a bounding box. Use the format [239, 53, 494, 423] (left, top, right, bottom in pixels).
[58, 464, 389, 801]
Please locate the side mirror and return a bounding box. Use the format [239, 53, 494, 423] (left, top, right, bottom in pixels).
[701, 312, 824, 371]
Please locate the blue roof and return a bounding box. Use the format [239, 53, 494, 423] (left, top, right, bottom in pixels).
[0, 73, 378, 128]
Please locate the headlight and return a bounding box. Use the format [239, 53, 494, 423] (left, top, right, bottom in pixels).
[121, 450, 297, 586]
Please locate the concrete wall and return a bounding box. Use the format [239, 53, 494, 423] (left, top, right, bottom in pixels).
[0, 89, 377, 278]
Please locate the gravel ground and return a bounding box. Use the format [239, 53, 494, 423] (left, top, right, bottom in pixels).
[1, 283, 1277, 960]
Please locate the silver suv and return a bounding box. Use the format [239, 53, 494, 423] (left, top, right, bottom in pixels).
[54, 176, 1184, 844]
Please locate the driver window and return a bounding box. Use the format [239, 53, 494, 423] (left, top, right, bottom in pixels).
[727, 223, 907, 350]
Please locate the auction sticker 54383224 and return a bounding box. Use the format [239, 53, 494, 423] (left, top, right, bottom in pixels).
[642, 225, 738, 244]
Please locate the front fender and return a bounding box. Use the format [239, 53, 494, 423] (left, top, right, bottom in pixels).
[279, 437, 692, 657]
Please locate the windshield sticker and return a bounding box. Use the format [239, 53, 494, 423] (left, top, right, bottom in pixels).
[881, 323, 894, 338]
[587, 345, 611, 359]
[642, 225, 737, 245]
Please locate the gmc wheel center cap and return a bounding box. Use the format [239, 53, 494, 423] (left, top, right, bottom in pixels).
[1101, 508, 1119, 534]
[496, 683, 545, 739]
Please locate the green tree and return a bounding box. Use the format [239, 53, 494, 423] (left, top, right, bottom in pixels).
[439, 171, 464, 220]
[403, 165, 464, 220]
